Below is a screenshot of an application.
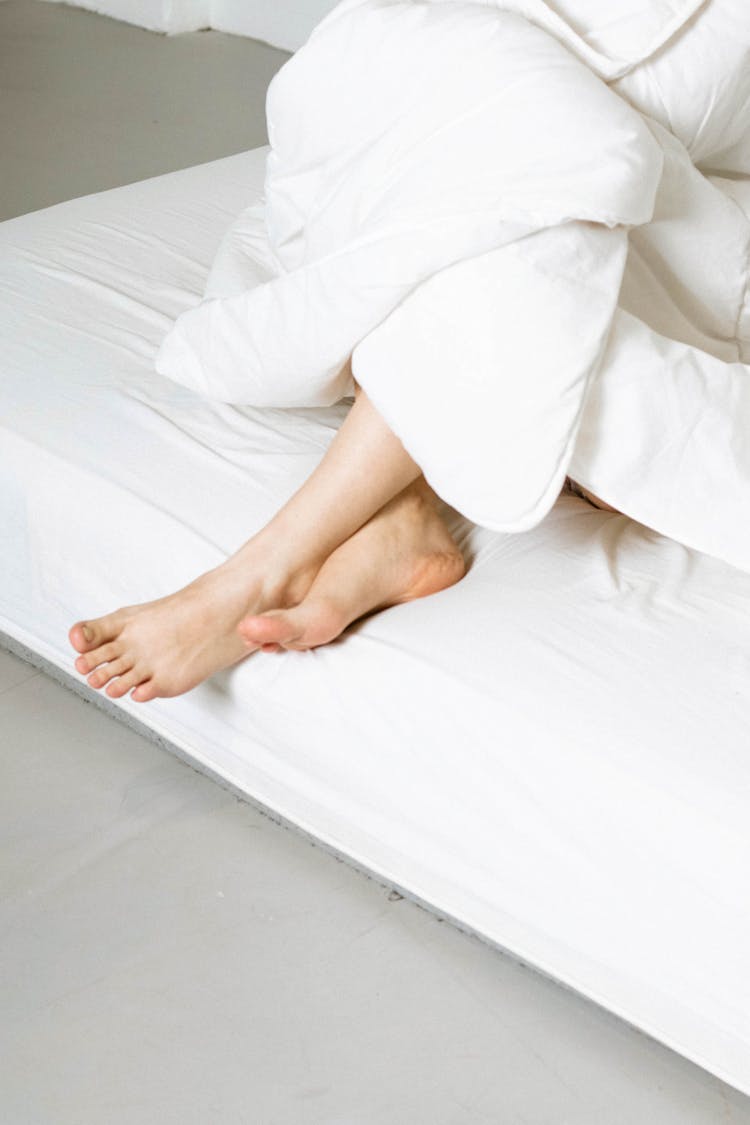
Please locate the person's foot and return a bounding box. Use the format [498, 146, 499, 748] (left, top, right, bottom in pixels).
[238, 480, 466, 652]
[68, 544, 319, 702]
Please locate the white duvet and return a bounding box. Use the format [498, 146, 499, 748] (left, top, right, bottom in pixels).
[156, 0, 750, 567]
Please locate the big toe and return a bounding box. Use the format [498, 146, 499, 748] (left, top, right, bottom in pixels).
[68, 612, 123, 653]
[69, 620, 100, 653]
[238, 608, 302, 649]
[239, 599, 345, 652]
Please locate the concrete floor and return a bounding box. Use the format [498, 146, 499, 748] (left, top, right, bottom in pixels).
[0, 0, 288, 221]
[2, 3, 750, 1122]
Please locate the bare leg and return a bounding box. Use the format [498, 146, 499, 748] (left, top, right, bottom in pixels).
[249, 373, 423, 566]
[68, 367, 462, 700]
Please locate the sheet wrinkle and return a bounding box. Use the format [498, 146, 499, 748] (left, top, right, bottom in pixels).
[9, 245, 204, 320]
[78, 220, 217, 259]
[6, 305, 162, 362]
[32, 263, 184, 317]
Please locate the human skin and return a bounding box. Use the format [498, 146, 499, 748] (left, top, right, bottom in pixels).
[68, 366, 466, 701]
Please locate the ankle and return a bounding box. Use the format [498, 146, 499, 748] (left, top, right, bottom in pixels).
[233, 526, 324, 607]
[262, 565, 319, 608]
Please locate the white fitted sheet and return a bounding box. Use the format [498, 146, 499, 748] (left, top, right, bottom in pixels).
[2, 149, 750, 1095]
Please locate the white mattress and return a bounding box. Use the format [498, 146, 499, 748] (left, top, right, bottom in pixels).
[2, 149, 750, 1095]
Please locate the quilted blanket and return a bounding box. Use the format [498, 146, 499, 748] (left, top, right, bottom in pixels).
[156, 0, 750, 569]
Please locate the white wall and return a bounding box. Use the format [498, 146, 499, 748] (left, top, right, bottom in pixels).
[211, 0, 339, 51]
[41, 0, 339, 45]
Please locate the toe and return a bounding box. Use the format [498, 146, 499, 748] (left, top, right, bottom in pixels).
[69, 611, 125, 654]
[131, 680, 157, 703]
[69, 621, 97, 653]
[105, 667, 147, 700]
[87, 656, 133, 690]
[75, 641, 122, 676]
[241, 601, 346, 652]
[238, 610, 302, 648]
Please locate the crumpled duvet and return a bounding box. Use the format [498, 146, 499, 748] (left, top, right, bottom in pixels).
[156, 0, 750, 570]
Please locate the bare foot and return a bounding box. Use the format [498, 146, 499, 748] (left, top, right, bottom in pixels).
[238, 480, 466, 652]
[68, 544, 319, 702]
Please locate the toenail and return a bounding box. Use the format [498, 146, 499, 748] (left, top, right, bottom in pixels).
[82, 625, 93, 642]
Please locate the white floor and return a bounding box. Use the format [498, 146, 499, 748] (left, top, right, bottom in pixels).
[2, 4, 750, 1122]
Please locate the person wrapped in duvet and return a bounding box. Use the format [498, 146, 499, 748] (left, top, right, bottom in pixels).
[69, 0, 750, 702]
